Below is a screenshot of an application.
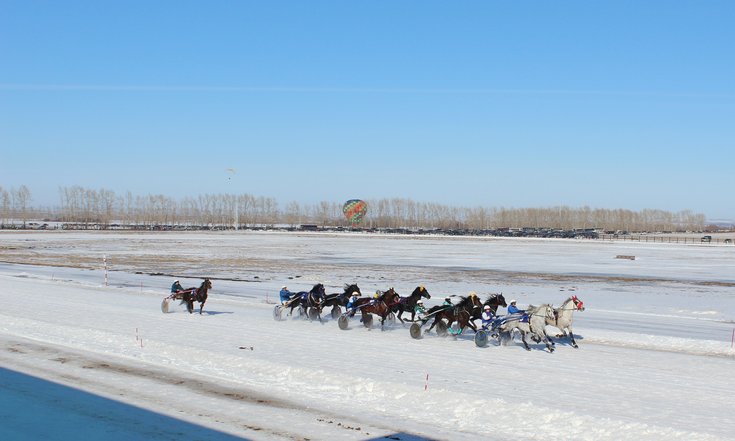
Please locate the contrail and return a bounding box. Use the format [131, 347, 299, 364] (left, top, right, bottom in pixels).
[0, 83, 731, 98]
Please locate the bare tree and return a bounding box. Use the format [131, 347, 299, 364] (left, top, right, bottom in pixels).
[12, 185, 32, 228]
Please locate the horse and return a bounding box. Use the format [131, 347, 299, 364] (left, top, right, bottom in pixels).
[496, 304, 556, 352]
[285, 283, 327, 322]
[323, 284, 361, 318]
[424, 293, 483, 336]
[180, 278, 212, 315]
[393, 285, 431, 324]
[545, 295, 585, 348]
[469, 293, 507, 325]
[357, 288, 401, 330]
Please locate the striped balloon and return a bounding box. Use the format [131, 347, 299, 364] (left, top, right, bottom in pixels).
[342, 199, 368, 225]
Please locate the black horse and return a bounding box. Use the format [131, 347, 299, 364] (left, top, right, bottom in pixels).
[323, 284, 361, 318]
[285, 283, 327, 322]
[470, 293, 508, 324]
[393, 285, 431, 324]
[180, 278, 212, 315]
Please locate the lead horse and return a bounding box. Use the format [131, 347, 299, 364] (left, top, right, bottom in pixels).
[545, 295, 585, 348]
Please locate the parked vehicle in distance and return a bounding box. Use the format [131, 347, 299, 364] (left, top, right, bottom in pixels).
[701, 235, 712, 243]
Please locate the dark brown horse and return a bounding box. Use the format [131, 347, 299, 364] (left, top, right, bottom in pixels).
[425, 293, 482, 335]
[393, 285, 432, 324]
[358, 288, 401, 330]
[180, 278, 212, 315]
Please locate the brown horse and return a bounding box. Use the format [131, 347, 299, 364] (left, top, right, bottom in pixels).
[425, 293, 482, 336]
[358, 288, 401, 330]
[180, 278, 212, 315]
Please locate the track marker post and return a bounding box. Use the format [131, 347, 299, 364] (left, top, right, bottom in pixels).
[103, 255, 108, 286]
[424, 373, 429, 391]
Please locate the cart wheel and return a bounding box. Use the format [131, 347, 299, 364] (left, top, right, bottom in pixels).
[273, 305, 282, 321]
[436, 320, 448, 337]
[161, 298, 170, 314]
[338, 315, 349, 330]
[386, 312, 396, 326]
[331, 305, 341, 319]
[475, 330, 488, 347]
[298, 306, 307, 319]
[362, 314, 373, 328]
[308, 308, 319, 321]
[409, 323, 423, 339]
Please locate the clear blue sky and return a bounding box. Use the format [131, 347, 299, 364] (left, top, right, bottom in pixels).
[1, 1, 733, 220]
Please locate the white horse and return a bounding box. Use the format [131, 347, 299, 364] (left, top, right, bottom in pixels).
[497, 304, 556, 352]
[545, 295, 585, 348]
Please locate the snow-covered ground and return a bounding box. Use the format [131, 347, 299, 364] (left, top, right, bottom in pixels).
[1, 231, 734, 440]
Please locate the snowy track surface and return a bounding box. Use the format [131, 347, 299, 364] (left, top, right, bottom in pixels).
[1, 231, 734, 440]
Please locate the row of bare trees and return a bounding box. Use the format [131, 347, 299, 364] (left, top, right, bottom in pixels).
[0, 184, 708, 232]
[0, 185, 32, 227]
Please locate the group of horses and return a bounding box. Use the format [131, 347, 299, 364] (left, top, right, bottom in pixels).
[272, 282, 586, 352]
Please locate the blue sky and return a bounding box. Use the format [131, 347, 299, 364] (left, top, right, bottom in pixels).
[1, 1, 733, 219]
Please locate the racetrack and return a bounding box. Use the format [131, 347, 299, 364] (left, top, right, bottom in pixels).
[1, 230, 734, 440]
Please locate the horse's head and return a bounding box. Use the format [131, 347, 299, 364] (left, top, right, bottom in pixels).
[459, 292, 483, 314]
[383, 287, 400, 304]
[310, 283, 326, 304]
[571, 295, 585, 311]
[201, 278, 212, 291]
[485, 293, 507, 308]
[537, 303, 555, 321]
[412, 285, 431, 300]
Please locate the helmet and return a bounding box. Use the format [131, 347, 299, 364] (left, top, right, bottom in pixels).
[484, 305, 491, 310]
[469, 291, 477, 297]
[417, 300, 423, 304]
[509, 299, 517, 304]
[175, 280, 179, 283]
[351, 291, 359, 296]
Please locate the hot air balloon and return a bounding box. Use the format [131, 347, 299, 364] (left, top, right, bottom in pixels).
[342, 199, 368, 225]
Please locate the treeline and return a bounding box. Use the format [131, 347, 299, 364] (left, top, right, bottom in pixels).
[0, 184, 707, 232]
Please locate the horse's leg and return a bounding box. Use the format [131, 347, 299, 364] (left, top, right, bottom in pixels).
[540, 330, 554, 352]
[199, 300, 205, 315]
[396, 306, 405, 324]
[520, 330, 531, 351]
[425, 316, 438, 333]
[186, 299, 194, 314]
[568, 326, 578, 348]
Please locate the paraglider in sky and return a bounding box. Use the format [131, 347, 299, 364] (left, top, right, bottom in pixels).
[342, 199, 368, 225]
